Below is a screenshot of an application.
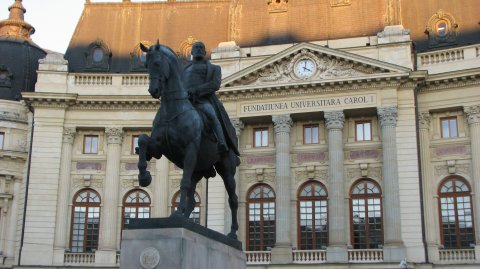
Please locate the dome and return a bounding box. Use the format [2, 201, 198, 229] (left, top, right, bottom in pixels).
[0, 0, 46, 100]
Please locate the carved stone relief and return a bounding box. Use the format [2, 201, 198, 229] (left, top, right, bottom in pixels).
[72, 175, 103, 189]
[244, 172, 276, 184]
[295, 169, 328, 184]
[234, 49, 376, 86]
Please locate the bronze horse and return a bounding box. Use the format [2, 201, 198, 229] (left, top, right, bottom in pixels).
[136, 42, 239, 239]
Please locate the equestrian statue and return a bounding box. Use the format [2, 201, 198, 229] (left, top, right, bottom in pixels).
[136, 40, 240, 239]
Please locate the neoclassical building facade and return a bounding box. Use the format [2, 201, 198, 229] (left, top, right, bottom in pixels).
[1, 1, 480, 269]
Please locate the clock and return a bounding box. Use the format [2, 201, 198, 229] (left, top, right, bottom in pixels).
[294, 58, 316, 78]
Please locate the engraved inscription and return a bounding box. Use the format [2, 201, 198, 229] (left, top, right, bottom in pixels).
[245, 155, 275, 165]
[76, 162, 102, 170]
[435, 145, 466, 156]
[349, 150, 379, 160]
[297, 152, 326, 163]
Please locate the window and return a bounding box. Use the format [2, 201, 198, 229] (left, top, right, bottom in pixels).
[356, 121, 372, 141]
[83, 135, 98, 154]
[435, 20, 448, 37]
[70, 189, 101, 253]
[0, 132, 4, 149]
[171, 191, 201, 224]
[254, 128, 268, 147]
[350, 180, 383, 249]
[441, 117, 458, 138]
[85, 39, 111, 71]
[247, 184, 276, 251]
[297, 181, 328, 250]
[132, 135, 139, 155]
[304, 125, 319, 144]
[426, 10, 458, 47]
[438, 177, 475, 249]
[123, 189, 151, 230]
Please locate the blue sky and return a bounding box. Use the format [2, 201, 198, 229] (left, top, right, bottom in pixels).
[0, 0, 161, 53]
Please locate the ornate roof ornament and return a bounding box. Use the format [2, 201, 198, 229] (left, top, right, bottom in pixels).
[0, 0, 35, 40]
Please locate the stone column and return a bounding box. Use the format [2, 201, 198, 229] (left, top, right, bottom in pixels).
[418, 112, 440, 262]
[53, 128, 76, 264]
[377, 106, 405, 261]
[464, 105, 480, 260]
[224, 118, 244, 235]
[96, 127, 123, 265]
[324, 110, 348, 262]
[271, 114, 293, 264]
[153, 158, 170, 217]
[5, 177, 21, 265]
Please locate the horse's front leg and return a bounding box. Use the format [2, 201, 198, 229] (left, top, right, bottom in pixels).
[137, 134, 153, 187]
[173, 143, 199, 218]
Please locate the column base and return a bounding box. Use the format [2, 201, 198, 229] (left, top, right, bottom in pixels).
[383, 243, 406, 262]
[426, 243, 440, 263]
[326, 245, 348, 263]
[95, 249, 117, 266]
[53, 248, 66, 265]
[270, 244, 292, 264]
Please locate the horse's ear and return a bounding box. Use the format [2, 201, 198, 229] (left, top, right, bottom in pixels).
[140, 43, 149, 53]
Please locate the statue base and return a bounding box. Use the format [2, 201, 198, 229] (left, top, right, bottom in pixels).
[120, 218, 245, 269]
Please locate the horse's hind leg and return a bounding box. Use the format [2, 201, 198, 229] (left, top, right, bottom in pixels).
[216, 153, 239, 239]
[184, 173, 203, 221]
[137, 134, 153, 187]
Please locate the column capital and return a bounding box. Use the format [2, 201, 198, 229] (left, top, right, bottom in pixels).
[324, 110, 345, 130]
[464, 105, 480, 124]
[230, 118, 244, 137]
[272, 114, 293, 134]
[377, 106, 398, 127]
[418, 111, 431, 130]
[63, 127, 76, 144]
[105, 127, 123, 144]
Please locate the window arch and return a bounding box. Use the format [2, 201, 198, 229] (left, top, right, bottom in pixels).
[70, 189, 101, 253]
[122, 189, 151, 229]
[438, 177, 475, 248]
[297, 180, 328, 250]
[246, 184, 276, 251]
[171, 191, 201, 224]
[350, 179, 383, 249]
[85, 39, 112, 71]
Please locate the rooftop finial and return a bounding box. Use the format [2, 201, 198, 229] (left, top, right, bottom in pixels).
[8, 0, 26, 21]
[0, 0, 35, 40]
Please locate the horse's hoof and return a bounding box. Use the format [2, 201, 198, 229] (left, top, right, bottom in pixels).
[227, 231, 238, 240]
[138, 171, 152, 187]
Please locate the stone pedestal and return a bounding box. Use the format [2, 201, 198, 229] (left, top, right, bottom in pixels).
[121, 218, 245, 269]
[326, 246, 348, 263]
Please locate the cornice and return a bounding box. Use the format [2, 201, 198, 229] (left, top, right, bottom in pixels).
[22, 92, 159, 110]
[421, 68, 480, 92]
[218, 73, 411, 101]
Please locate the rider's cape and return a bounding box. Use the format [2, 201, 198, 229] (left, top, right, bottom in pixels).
[184, 61, 240, 156]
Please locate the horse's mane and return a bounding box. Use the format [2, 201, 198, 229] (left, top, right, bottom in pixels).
[151, 44, 182, 75]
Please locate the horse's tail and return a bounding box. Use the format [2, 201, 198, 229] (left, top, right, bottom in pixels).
[235, 155, 241, 167]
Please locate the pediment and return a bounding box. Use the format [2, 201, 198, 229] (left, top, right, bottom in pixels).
[221, 42, 411, 88]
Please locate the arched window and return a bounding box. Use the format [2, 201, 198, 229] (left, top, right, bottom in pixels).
[438, 177, 475, 248]
[297, 181, 328, 250]
[171, 191, 201, 224]
[350, 180, 383, 249]
[246, 184, 276, 251]
[70, 189, 101, 253]
[122, 189, 151, 229]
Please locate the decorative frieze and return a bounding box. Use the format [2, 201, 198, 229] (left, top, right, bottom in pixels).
[377, 106, 398, 127]
[464, 105, 480, 124]
[324, 111, 345, 129]
[348, 149, 380, 160]
[434, 163, 471, 178]
[72, 176, 103, 189]
[105, 127, 123, 144]
[295, 152, 327, 164]
[434, 145, 467, 157]
[272, 114, 293, 134]
[295, 169, 328, 184]
[76, 162, 102, 171]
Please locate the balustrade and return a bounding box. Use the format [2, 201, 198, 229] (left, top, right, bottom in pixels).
[348, 249, 383, 263]
[245, 251, 271, 264]
[64, 253, 95, 265]
[292, 249, 326, 263]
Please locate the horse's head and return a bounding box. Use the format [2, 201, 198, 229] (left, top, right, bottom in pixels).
[140, 41, 170, 99]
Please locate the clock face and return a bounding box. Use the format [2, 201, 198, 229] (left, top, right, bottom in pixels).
[294, 58, 316, 78]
